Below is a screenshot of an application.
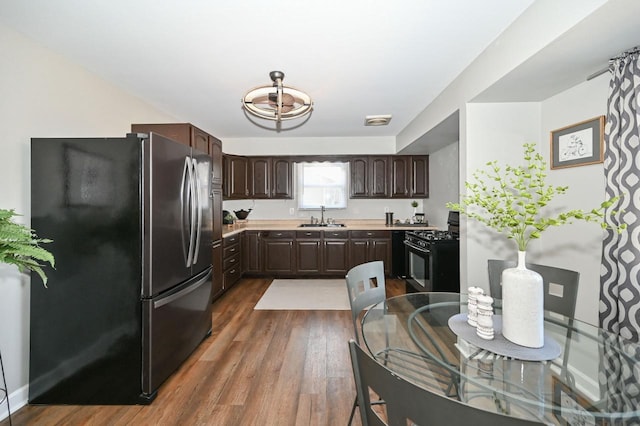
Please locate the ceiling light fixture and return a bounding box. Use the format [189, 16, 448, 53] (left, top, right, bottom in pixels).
[365, 115, 392, 126]
[242, 71, 313, 123]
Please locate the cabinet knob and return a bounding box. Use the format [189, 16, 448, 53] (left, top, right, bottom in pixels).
[229, 258, 236, 263]
[305, 232, 312, 236]
[367, 232, 373, 236]
[230, 247, 236, 252]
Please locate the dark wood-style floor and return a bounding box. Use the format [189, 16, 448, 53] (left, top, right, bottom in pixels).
[2, 277, 406, 426]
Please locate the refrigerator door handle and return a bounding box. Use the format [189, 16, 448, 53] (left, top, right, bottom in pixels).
[153, 268, 212, 309]
[192, 158, 202, 265]
[186, 157, 197, 268]
[180, 157, 189, 267]
[181, 157, 195, 268]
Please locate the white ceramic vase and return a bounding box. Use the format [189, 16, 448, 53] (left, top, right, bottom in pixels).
[501, 251, 544, 348]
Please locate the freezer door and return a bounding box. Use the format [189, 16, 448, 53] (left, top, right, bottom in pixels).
[144, 133, 200, 296]
[142, 267, 213, 395]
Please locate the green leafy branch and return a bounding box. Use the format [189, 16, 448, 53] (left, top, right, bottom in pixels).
[0, 209, 55, 286]
[446, 143, 624, 251]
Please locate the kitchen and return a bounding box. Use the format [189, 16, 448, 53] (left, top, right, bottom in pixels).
[2, 0, 640, 424]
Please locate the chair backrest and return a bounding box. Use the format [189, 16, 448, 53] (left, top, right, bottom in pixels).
[348, 339, 544, 426]
[345, 261, 386, 344]
[488, 259, 580, 318]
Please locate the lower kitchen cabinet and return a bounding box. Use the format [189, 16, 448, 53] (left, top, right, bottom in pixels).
[222, 233, 242, 291]
[243, 231, 262, 274]
[349, 230, 392, 275]
[295, 230, 322, 274]
[262, 231, 295, 275]
[212, 241, 223, 301]
[323, 230, 350, 275]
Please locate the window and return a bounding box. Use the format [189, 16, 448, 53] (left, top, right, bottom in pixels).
[297, 162, 348, 209]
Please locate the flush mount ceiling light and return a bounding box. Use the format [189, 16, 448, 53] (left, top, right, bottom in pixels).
[365, 115, 392, 126]
[242, 71, 313, 123]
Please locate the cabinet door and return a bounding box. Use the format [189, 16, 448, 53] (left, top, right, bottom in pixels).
[349, 239, 369, 269]
[131, 123, 191, 147]
[411, 155, 429, 198]
[369, 156, 389, 198]
[350, 157, 369, 198]
[272, 158, 293, 199]
[210, 136, 223, 187]
[369, 238, 392, 275]
[263, 235, 295, 274]
[323, 239, 349, 275]
[211, 242, 223, 300]
[224, 155, 249, 199]
[295, 240, 321, 273]
[191, 126, 210, 154]
[212, 187, 223, 243]
[390, 156, 410, 198]
[243, 231, 262, 273]
[250, 157, 271, 199]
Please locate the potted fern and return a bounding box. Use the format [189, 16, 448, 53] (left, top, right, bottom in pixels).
[0, 209, 55, 286]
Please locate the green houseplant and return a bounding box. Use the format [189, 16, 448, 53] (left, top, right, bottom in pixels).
[446, 143, 623, 251]
[0, 209, 55, 286]
[446, 143, 623, 348]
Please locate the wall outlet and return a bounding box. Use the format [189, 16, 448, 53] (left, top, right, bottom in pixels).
[289, 207, 295, 215]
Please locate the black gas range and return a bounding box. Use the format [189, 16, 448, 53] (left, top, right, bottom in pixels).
[403, 212, 460, 293]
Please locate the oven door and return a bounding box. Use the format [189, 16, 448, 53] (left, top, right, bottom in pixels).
[404, 240, 431, 292]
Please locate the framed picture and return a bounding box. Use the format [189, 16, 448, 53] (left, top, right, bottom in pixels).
[552, 376, 608, 425]
[550, 116, 604, 169]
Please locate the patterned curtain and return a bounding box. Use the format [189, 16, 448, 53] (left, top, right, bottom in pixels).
[600, 47, 640, 342]
[599, 48, 640, 425]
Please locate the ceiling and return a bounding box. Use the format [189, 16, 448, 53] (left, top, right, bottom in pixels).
[0, 0, 535, 142]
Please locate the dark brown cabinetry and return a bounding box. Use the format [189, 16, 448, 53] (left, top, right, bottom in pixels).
[212, 242, 223, 300]
[222, 233, 242, 291]
[210, 136, 223, 187]
[243, 231, 262, 274]
[323, 230, 350, 275]
[271, 158, 293, 199]
[390, 156, 410, 198]
[131, 123, 213, 153]
[262, 231, 295, 275]
[249, 157, 271, 199]
[350, 156, 389, 198]
[295, 230, 322, 274]
[348, 230, 392, 275]
[224, 155, 249, 199]
[411, 155, 429, 198]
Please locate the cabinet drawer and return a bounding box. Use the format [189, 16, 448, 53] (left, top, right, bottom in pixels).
[262, 230, 295, 239]
[296, 230, 321, 239]
[223, 252, 241, 271]
[323, 230, 349, 239]
[223, 265, 242, 288]
[223, 243, 240, 258]
[350, 230, 390, 239]
[223, 233, 241, 247]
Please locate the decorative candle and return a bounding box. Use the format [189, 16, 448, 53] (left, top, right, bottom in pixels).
[476, 294, 495, 340]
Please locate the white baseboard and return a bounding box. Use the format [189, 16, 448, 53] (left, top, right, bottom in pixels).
[0, 383, 28, 422]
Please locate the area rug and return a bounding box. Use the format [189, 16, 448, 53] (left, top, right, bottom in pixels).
[254, 279, 350, 310]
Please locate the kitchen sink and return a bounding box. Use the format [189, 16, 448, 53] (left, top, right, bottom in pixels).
[298, 223, 346, 227]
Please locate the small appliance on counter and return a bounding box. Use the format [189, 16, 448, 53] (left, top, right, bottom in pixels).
[385, 212, 394, 226]
[223, 210, 234, 224]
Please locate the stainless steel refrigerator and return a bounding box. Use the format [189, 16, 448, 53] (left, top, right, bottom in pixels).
[29, 132, 213, 404]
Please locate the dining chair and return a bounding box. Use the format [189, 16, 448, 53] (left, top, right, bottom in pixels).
[348, 339, 545, 426]
[345, 260, 387, 425]
[345, 260, 387, 345]
[487, 260, 580, 318]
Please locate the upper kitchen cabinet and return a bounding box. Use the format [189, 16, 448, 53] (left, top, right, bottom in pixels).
[131, 123, 216, 155]
[271, 157, 293, 199]
[223, 155, 293, 200]
[249, 157, 271, 199]
[350, 156, 389, 198]
[223, 154, 249, 199]
[390, 155, 429, 198]
[210, 136, 223, 187]
[411, 155, 429, 198]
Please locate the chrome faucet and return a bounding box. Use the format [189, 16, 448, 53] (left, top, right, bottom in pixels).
[320, 205, 325, 225]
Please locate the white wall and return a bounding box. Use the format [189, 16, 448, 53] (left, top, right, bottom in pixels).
[461, 102, 542, 291]
[425, 142, 459, 229]
[0, 24, 178, 417]
[539, 73, 610, 325]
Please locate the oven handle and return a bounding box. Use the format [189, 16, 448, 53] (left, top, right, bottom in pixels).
[403, 240, 430, 254]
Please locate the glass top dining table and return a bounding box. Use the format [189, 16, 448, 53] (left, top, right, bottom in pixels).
[360, 292, 640, 425]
